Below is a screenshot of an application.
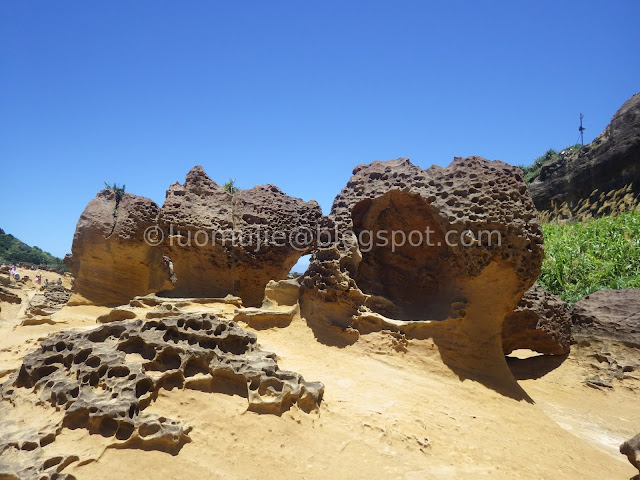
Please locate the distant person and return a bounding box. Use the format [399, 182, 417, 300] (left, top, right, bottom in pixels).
[57, 278, 62, 286]
[44, 278, 49, 287]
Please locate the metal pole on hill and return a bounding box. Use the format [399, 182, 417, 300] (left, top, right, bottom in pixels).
[579, 113, 585, 146]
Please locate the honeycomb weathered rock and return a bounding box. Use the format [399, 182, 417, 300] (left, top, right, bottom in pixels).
[0, 313, 323, 479]
[157, 166, 322, 306]
[25, 285, 71, 317]
[300, 156, 543, 386]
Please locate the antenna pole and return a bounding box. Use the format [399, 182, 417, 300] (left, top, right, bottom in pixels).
[579, 113, 585, 146]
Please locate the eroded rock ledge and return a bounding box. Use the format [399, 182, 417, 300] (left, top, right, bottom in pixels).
[0, 313, 324, 479]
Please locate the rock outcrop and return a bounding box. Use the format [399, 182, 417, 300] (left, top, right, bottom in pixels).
[25, 284, 71, 317]
[502, 284, 571, 355]
[0, 286, 21, 304]
[157, 166, 322, 306]
[621, 433, 640, 475]
[0, 313, 323, 479]
[65, 190, 175, 306]
[234, 279, 301, 329]
[529, 92, 640, 220]
[301, 156, 544, 387]
[571, 289, 640, 348]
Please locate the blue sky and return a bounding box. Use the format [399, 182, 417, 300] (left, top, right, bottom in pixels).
[1, 1, 638, 271]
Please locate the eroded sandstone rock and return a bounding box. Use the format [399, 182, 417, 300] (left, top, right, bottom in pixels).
[25, 284, 71, 317]
[0, 286, 21, 304]
[621, 433, 640, 474]
[502, 284, 571, 355]
[301, 156, 543, 385]
[65, 190, 175, 306]
[96, 305, 138, 323]
[157, 166, 322, 306]
[234, 279, 300, 329]
[0, 313, 323, 479]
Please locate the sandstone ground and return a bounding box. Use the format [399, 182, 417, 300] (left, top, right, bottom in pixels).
[1, 280, 636, 479]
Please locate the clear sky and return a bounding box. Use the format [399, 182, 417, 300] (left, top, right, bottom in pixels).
[1, 1, 638, 271]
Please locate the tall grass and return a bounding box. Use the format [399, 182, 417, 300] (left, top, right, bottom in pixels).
[539, 211, 640, 305]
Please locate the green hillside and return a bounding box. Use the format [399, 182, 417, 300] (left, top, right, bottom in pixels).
[0, 230, 67, 271]
[539, 211, 640, 305]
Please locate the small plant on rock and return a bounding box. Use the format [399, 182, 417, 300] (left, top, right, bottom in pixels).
[223, 178, 240, 195]
[103, 182, 126, 226]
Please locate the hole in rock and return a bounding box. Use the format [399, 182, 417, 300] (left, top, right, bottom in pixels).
[138, 422, 161, 437]
[147, 349, 182, 372]
[107, 366, 131, 378]
[88, 325, 126, 343]
[289, 254, 310, 278]
[115, 421, 135, 440]
[184, 358, 210, 377]
[351, 190, 464, 321]
[135, 378, 154, 397]
[99, 417, 119, 437]
[118, 337, 156, 360]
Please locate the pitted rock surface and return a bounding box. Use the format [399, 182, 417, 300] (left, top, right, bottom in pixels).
[157, 166, 322, 306]
[0, 314, 324, 479]
[65, 190, 175, 306]
[300, 156, 543, 387]
[26, 285, 71, 317]
[502, 284, 572, 355]
[302, 156, 543, 324]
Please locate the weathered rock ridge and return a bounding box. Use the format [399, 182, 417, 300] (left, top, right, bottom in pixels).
[0, 313, 323, 479]
[65, 190, 175, 306]
[158, 166, 322, 306]
[530, 92, 640, 219]
[301, 156, 544, 387]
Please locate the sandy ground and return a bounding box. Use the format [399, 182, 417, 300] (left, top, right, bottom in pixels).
[0, 282, 638, 479]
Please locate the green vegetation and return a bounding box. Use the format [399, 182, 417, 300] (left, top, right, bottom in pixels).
[104, 182, 126, 204]
[539, 211, 640, 305]
[0, 232, 67, 271]
[223, 178, 240, 195]
[519, 144, 581, 183]
[103, 182, 126, 224]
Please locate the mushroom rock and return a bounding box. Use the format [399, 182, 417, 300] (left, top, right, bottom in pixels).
[502, 283, 572, 355]
[300, 156, 544, 389]
[157, 166, 322, 306]
[65, 190, 175, 306]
